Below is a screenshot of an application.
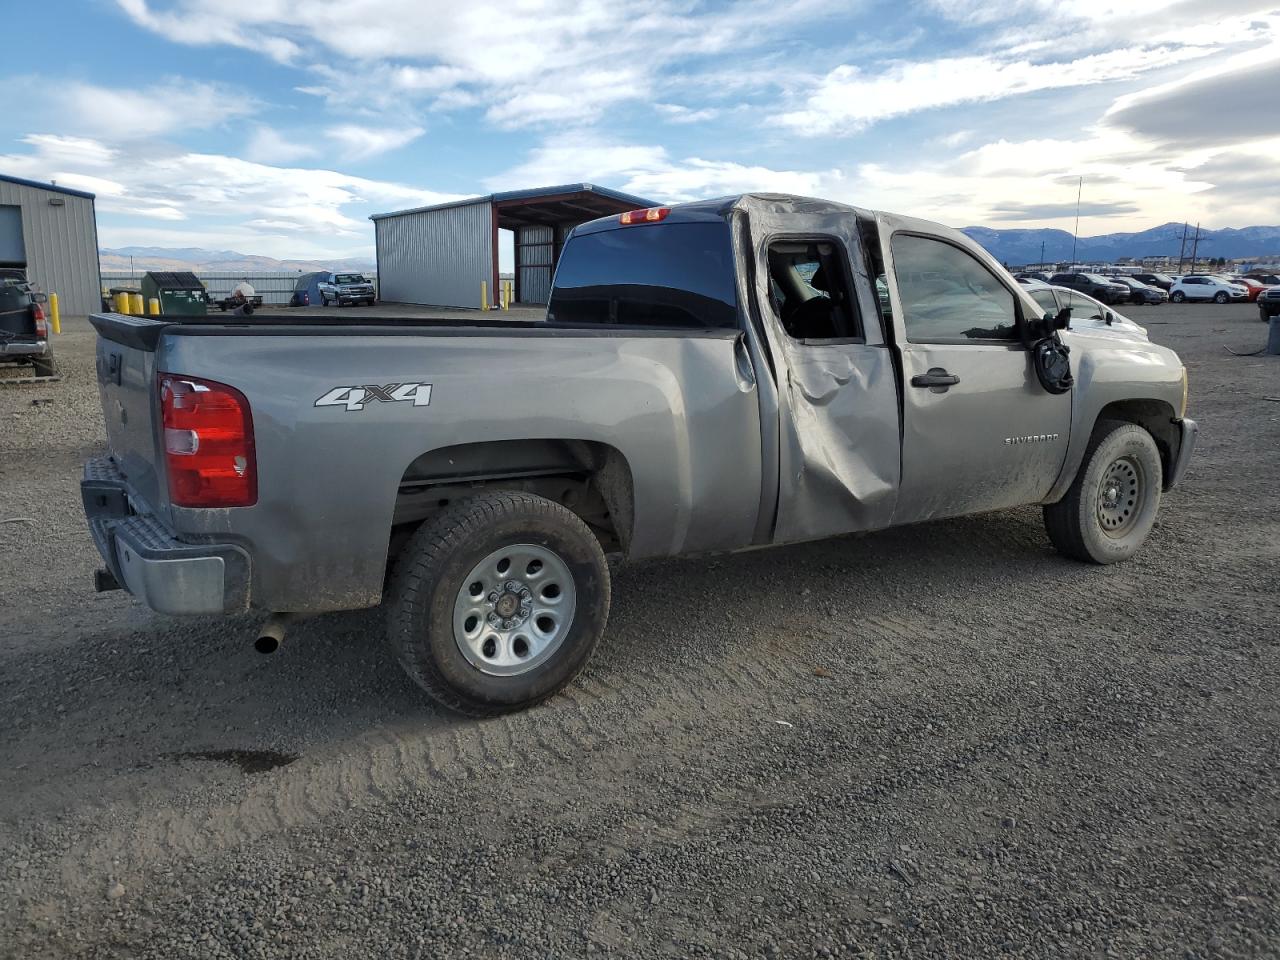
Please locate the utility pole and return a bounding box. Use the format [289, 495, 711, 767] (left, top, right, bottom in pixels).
[1070, 176, 1082, 268]
[1189, 222, 1201, 271]
[1177, 222, 1188, 273]
[1039, 239, 1045, 268]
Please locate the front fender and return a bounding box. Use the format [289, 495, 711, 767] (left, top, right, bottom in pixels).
[1044, 330, 1185, 503]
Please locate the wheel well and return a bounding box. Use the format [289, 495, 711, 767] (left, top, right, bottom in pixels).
[1095, 399, 1179, 480]
[389, 439, 634, 557]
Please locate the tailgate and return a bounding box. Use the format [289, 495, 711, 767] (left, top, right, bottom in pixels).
[0, 287, 35, 339]
[91, 313, 169, 511]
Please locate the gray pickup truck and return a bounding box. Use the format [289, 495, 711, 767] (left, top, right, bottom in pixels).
[81, 194, 1197, 715]
[316, 272, 376, 307]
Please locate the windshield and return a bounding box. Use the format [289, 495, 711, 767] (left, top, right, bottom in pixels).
[334, 274, 367, 284]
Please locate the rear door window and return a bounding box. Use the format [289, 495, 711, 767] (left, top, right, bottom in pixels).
[548, 222, 738, 328]
[766, 239, 861, 341]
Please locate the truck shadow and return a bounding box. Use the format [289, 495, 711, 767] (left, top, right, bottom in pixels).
[0, 504, 1176, 826]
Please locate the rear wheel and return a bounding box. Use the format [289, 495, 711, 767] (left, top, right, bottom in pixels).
[386, 491, 610, 716]
[1170, 290, 1185, 303]
[1044, 420, 1163, 564]
[1214, 291, 1229, 304]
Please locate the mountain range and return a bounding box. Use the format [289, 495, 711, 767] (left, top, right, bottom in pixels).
[99, 246, 377, 274]
[961, 222, 1280, 266]
[100, 222, 1280, 275]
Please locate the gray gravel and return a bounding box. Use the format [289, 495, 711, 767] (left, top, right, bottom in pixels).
[1, 305, 1278, 958]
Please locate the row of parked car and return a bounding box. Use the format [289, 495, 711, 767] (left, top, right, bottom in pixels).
[1014, 270, 1280, 312]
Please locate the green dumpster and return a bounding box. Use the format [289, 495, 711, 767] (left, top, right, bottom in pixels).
[140, 271, 209, 316]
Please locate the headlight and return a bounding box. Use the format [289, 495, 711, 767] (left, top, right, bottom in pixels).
[1180, 367, 1188, 418]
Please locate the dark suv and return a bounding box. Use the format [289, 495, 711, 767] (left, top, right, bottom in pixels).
[0, 276, 55, 378]
[1132, 272, 1175, 291]
[1048, 272, 1130, 304]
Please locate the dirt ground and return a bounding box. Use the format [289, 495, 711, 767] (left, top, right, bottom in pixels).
[1, 304, 1277, 959]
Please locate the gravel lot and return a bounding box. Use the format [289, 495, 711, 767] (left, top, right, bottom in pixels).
[1, 304, 1277, 958]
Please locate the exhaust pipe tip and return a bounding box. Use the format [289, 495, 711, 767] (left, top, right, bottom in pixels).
[254, 613, 295, 654]
[254, 634, 280, 655]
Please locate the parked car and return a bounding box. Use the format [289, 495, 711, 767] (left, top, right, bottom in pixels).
[1169, 275, 1248, 303]
[1107, 276, 1167, 304]
[317, 273, 376, 307]
[80, 194, 1197, 716]
[1015, 271, 1051, 283]
[1231, 277, 1268, 302]
[1020, 281, 1147, 334]
[1048, 272, 1130, 304]
[1243, 273, 1280, 286]
[1131, 272, 1175, 291]
[0, 276, 56, 378]
[1258, 285, 1280, 323]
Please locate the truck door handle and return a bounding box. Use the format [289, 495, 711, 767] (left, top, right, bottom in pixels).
[911, 368, 960, 389]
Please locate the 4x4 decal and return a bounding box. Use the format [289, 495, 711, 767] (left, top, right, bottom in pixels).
[315, 382, 432, 412]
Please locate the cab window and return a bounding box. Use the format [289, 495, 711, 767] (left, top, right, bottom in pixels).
[891, 234, 1017, 343]
[548, 222, 738, 329]
[766, 239, 860, 341]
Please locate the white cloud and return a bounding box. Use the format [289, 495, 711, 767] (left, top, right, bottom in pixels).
[115, 0, 828, 127]
[0, 134, 460, 255]
[777, 42, 1223, 136]
[324, 124, 425, 161]
[655, 103, 720, 125]
[52, 78, 258, 138]
[491, 135, 841, 203]
[245, 126, 318, 165]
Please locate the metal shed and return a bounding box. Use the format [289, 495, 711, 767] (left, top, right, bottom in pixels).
[0, 174, 100, 316]
[370, 183, 658, 308]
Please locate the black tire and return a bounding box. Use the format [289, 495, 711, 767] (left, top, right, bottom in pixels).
[386, 491, 610, 716]
[1044, 420, 1163, 564]
[1214, 291, 1228, 304]
[32, 350, 56, 378]
[1170, 290, 1185, 303]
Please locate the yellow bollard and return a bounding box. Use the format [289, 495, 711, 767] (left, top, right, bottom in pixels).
[49, 292, 61, 334]
[114, 291, 131, 314]
[149, 297, 161, 316]
[129, 292, 145, 316]
[481, 280, 489, 311]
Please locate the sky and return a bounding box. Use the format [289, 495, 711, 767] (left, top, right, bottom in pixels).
[2, 0, 1279, 265]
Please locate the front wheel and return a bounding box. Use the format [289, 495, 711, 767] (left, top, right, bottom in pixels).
[386, 491, 610, 716]
[1214, 291, 1229, 304]
[1043, 420, 1163, 564]
[1170, 290, 1185, 303]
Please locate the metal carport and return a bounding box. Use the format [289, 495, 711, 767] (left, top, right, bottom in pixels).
[371, 183, 659, 308]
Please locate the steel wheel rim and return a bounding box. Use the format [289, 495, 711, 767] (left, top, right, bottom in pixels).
[452, 543, 577, 677]
[1096, 455, 1145, 537]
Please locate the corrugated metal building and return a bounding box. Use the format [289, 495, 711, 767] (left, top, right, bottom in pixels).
[0, 174, 100, 316]
[370, 183, 657, 308]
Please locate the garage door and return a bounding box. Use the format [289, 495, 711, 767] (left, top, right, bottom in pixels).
[0, 205, 25, 266]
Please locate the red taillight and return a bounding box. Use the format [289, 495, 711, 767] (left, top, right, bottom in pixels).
[619, 206, 670, 225]
[158, 373, 257, 507]
[302, 292, 310, 306]
[32, 302, 48, 338]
